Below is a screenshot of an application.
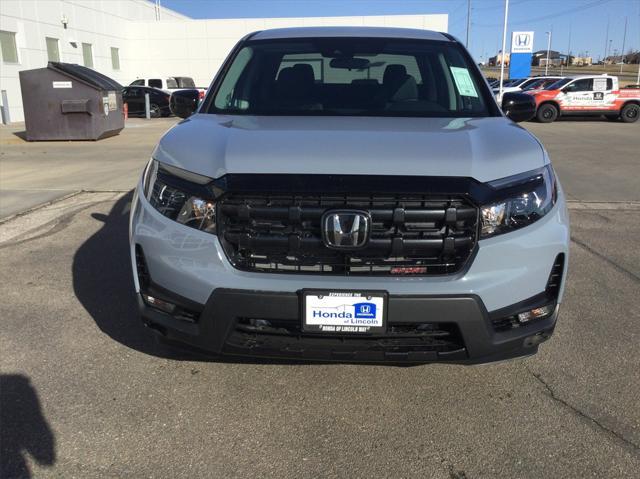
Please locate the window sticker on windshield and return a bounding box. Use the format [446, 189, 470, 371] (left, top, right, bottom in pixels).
[450, 67, 478, 98]
[593, 78, 607, 91]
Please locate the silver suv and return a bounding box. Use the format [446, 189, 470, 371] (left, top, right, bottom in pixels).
[129, 27, 569, 364]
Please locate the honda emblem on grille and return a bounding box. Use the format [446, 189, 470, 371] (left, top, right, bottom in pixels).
[322, 210, 371, 249]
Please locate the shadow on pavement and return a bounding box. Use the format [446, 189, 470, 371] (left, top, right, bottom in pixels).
[0, 374, 56, 479]
[11, 130, 27, 141]
[71, 191, 176, 359]
[528, 116, 624, 123]
[71, 192, 341, 366]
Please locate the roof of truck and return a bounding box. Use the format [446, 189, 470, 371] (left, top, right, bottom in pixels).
[250, 26, 451, 42]
[566, 74, 616, 80]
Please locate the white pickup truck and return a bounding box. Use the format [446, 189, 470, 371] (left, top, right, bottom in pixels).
[527, 75, 640, 122]
[129, 77, 206, 99]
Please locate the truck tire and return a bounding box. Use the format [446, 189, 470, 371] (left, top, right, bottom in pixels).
[620, 103, 639, 123]
[537, 104, 558, 123]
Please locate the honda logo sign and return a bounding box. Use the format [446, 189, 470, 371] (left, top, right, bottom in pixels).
[511, 31, 534, 53]
[321, 210, 371, 249]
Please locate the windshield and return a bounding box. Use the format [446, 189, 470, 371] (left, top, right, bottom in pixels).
[208, 38, 494, 118]
[545, 78, 572, 90]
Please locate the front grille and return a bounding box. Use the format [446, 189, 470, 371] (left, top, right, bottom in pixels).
[217, 193, 479, 275]
[225, 318, 467, 360]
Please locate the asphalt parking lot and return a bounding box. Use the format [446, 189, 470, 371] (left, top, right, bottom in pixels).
[1, 118, 639, 478]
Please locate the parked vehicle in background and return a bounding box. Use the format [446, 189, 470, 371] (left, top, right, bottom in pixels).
[522, 77, 565, 92]
[130, 27, 569, 365]
[491, 78, 524, 94]
[527, 75, 640, 123]
[494, 77, 563, 95]
[129, 77, 207, 99]
[122, 86, 171, 118]
[484, 76, 498, 86]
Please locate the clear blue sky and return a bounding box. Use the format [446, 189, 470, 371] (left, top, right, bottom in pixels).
[160, 0, 640, 62]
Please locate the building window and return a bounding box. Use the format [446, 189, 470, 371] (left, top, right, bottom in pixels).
[46, 37, 60, 62]
[110, 47, 120, 70]
[82, 42, 93, 68]
[0, 30, 19, 63]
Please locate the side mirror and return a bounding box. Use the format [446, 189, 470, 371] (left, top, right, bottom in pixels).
[501, 92, 536, 123]
[170, 89, 200, 118]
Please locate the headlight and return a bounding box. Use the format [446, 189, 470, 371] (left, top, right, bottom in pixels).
[142, 159, 216, 234]
[480, 165, 556, 238]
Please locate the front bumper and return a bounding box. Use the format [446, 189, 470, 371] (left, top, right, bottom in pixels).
[138, 286, 558, 364]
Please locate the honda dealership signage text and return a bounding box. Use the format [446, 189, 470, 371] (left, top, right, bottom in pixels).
[510, 31, 534, 79]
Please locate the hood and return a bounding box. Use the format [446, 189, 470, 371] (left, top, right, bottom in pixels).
[154, 114, 546, 184]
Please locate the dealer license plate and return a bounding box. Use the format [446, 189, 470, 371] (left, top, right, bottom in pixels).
[302, 290, 386, 334]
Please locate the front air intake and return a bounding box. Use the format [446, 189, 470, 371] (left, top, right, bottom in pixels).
[545, 253, 565, 298]
[135, 244, 150, 289]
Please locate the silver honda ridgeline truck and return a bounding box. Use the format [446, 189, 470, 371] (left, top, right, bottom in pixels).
[130, 27, 569, 364]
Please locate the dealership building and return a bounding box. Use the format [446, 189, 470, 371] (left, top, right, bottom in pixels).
[0, 0, 447, 123]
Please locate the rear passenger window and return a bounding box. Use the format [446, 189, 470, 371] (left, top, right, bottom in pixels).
[566, 79, 592, 92]
[148, 79, 162, 88]
[278, 55, 322, 80]
[369, 55, 422, 84]
[276, 53, 423, 85]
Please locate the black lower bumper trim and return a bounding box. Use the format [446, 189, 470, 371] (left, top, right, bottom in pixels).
[138, 287, 558, 364]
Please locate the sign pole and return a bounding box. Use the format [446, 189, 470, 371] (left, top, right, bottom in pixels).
[545, 30, 552, 76]
[562, 26, 571, 75]
[498, 0, 510, 104]
[466, 0, 471, 48]
[619, 17, 627, 74]
[603, 16, 609, 69]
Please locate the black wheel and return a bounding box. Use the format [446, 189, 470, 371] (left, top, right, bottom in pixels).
[536, 103, 558, 123]
[620, 103, 639, 123]
[149, 103, 161, 118]
[604, 114, 619, 121]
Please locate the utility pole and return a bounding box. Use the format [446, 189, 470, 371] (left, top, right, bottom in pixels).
[637, 6, 640, 84]
[545, 30, 552, 76]
[619, 16, 627, 74]
[609, 39, 613, 67]
[603, 16, 609, 69]
[498, 0, 510, 104]
[562, 25, 571, 74]
[466, 0, 472, 48]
